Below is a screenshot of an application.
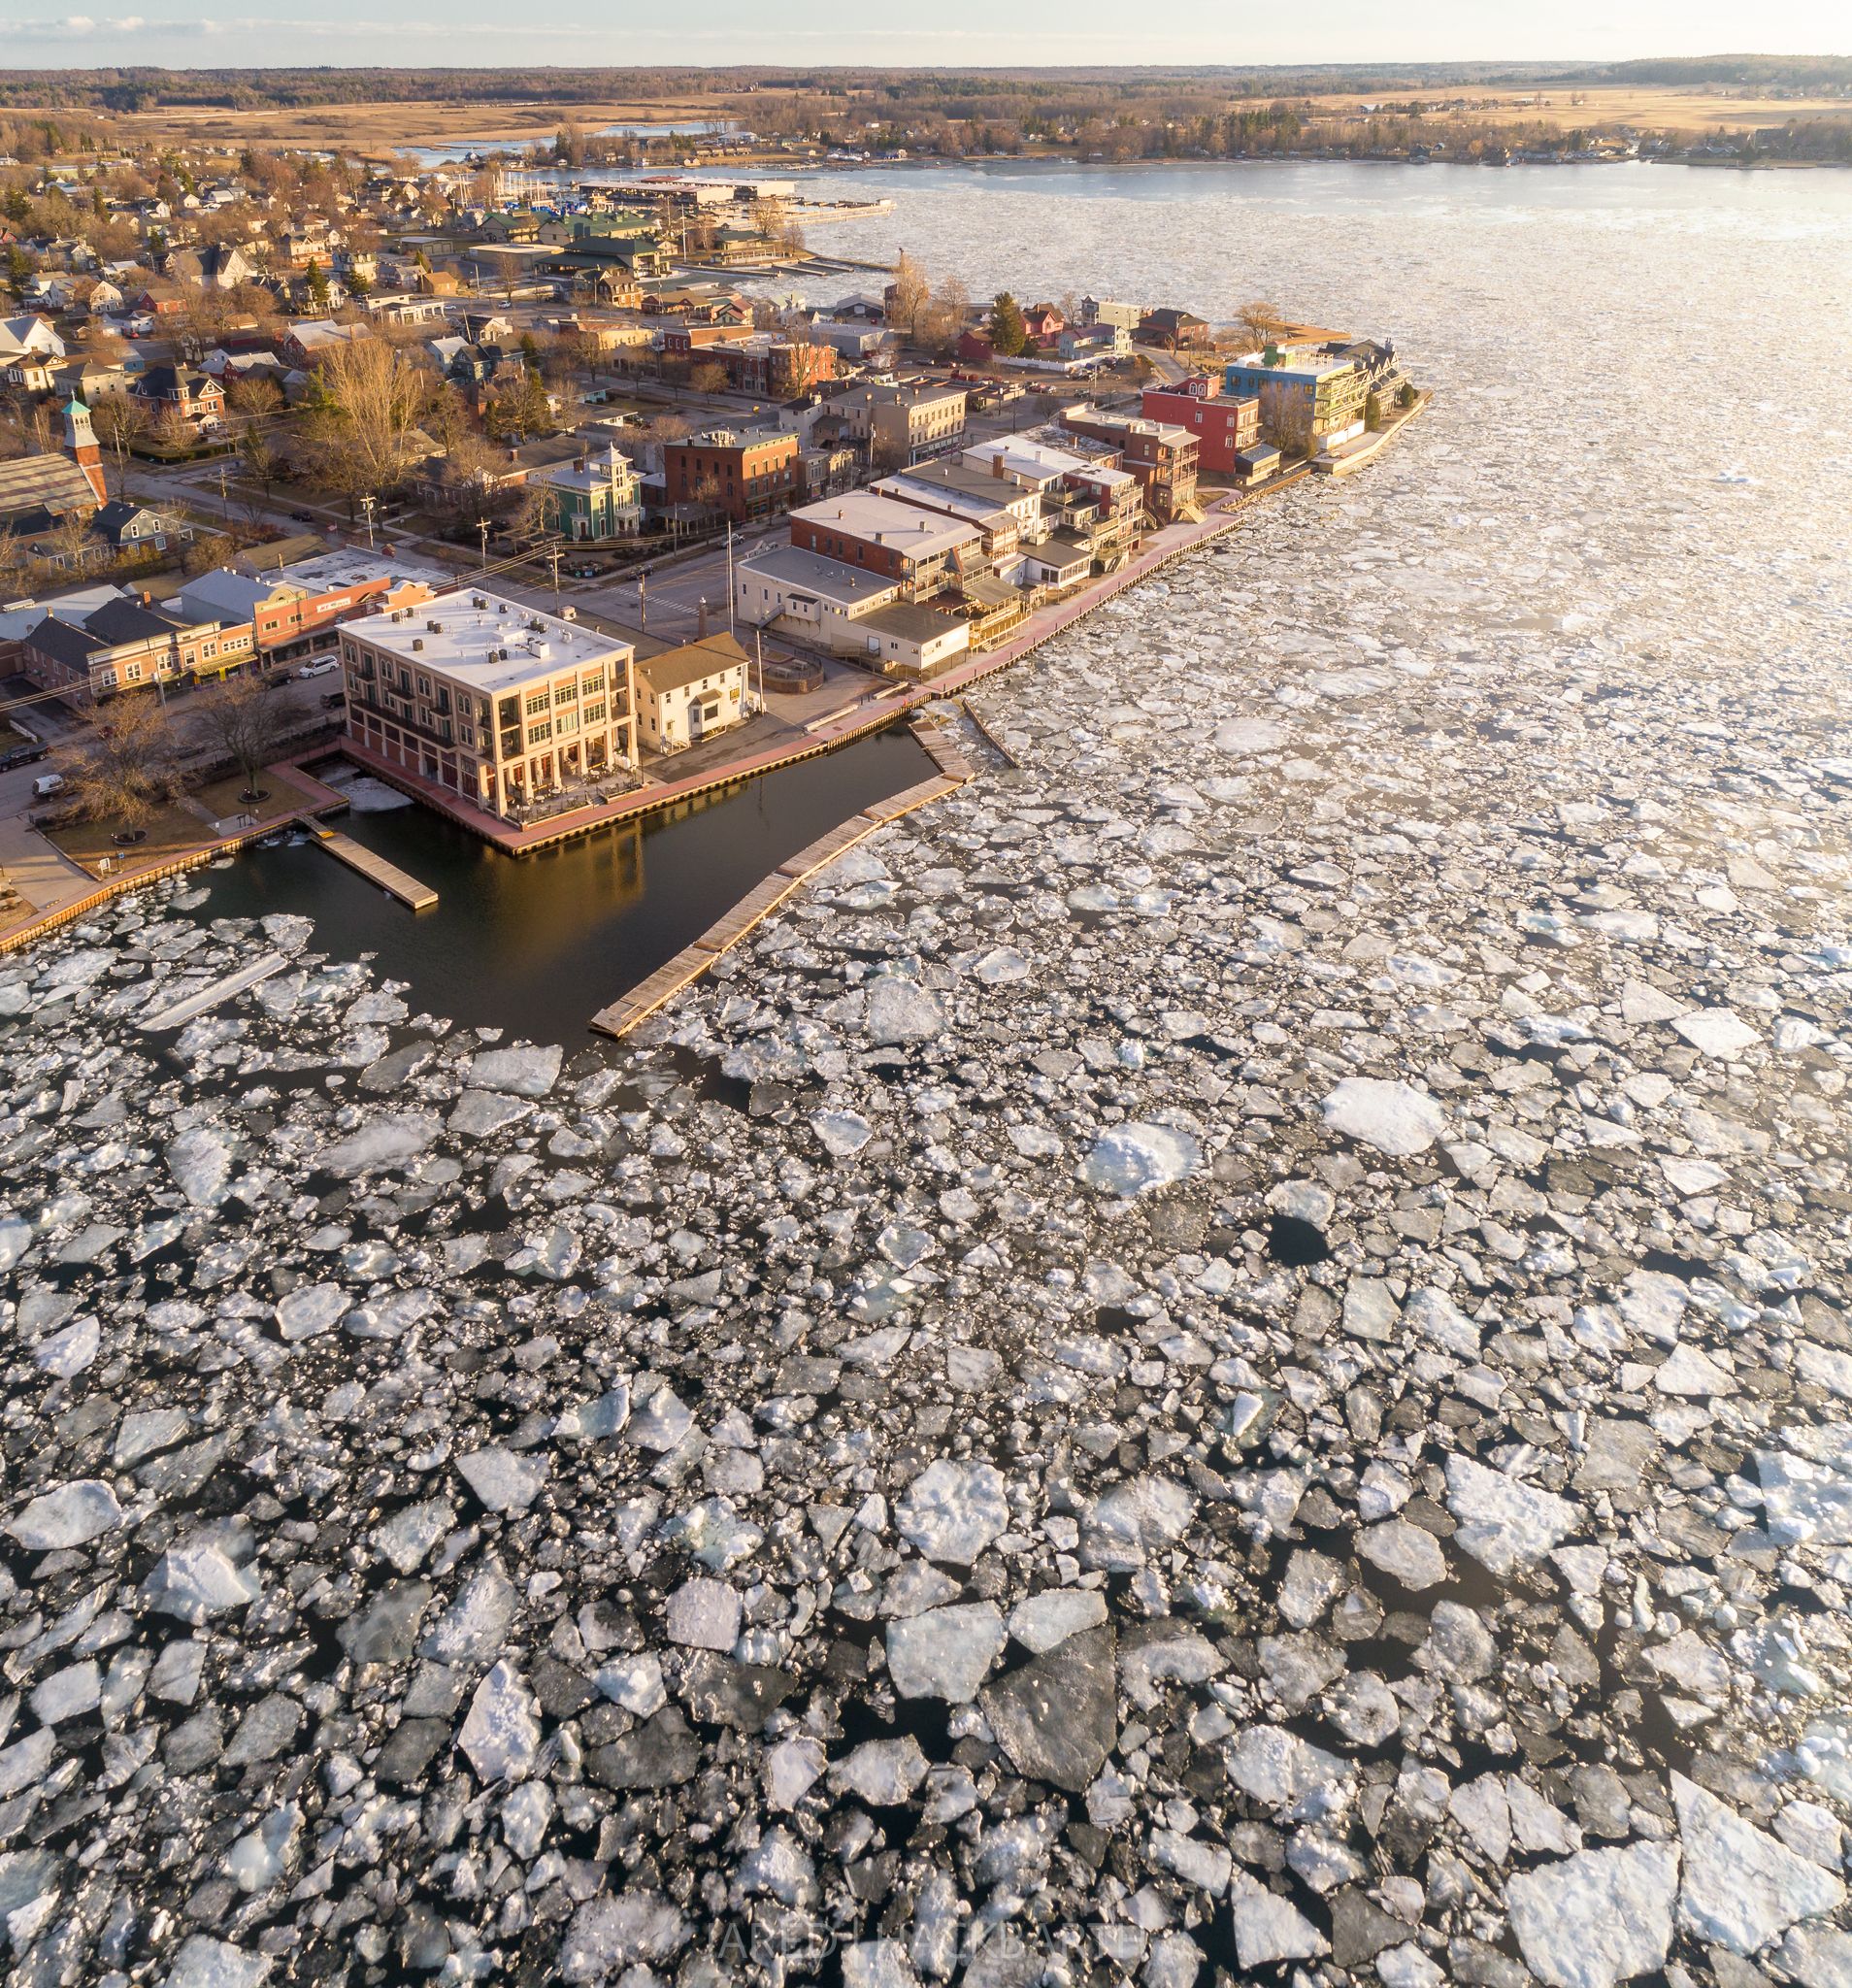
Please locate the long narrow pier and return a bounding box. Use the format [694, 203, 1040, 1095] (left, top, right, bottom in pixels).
[300, 819, 439, 911]
[590, 724, 972, 1038]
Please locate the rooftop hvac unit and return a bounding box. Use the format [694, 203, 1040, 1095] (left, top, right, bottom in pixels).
[562, 606, 578, 620]
[412, 637, 423, 651]
[472, 594, 486, 609]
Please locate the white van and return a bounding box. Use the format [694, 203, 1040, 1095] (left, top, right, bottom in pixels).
[33, 773, 64, 799]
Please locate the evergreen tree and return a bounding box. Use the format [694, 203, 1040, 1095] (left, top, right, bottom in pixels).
[306, 257, 330, 311]
[988, 291, 1028, 357]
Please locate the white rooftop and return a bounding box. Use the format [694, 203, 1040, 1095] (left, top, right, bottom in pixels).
[344, 589, 630, 693]
[789, 490, 980, 556]
[737, 544, 901, 609]
[276, 546, 455, 591]
[959, 437, 1089, 485]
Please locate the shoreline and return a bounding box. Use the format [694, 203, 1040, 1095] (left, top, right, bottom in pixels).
[0, 398, 1428, 969]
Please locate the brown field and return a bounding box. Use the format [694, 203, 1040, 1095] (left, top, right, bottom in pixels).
[94, 79, 1852, 159]
[110, 95, 791, 157]
[1302, 83, 1852, 133]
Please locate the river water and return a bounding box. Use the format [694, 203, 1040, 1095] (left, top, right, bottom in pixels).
[7, 160, 1852, 1984]
[196, 728, 932, 1040]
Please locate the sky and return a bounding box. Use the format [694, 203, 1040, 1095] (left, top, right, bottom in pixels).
[2, 0, 1850, 72]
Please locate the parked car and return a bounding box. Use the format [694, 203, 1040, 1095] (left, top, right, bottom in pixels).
[0, 743, 46, 772]
[32, 772, 65, 799]
[320, 690, 347, 710]
[295, 658, 339, 679]
[290, 510, 314, 523]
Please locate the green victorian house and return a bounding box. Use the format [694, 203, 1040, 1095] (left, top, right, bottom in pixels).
[536, 443, 644, 542]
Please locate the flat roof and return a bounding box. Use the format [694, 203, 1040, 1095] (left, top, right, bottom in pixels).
[870, 474, 1018, 529]
[875, 459, 1033, 508]
[275, 546, 455, 592]
[790, 491, 980, 556]
[737, 543, 900, 609]
[1228, 348, 1358, 381]
[861, 601, 964, 646]
[344, 589, 630, 693]
[958, 437, 1087, 484]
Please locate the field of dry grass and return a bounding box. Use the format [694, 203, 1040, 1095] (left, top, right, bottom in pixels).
[112, 95, 781, 156]
[1304, 83, 1852, 133]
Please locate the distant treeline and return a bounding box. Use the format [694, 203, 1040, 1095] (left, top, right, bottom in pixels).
[0, 56, 1848, 117]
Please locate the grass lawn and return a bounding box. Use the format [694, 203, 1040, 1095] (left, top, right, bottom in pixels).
[192, 766, 324, 824]
[48, 802, 215, 871]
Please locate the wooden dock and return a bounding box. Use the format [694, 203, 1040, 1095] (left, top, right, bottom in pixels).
[591, 760, 966, 1039]
[301, 818, 438, 911]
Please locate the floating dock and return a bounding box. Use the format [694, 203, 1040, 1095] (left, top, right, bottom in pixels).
[591, 751, 968, 1039]
[301, 819, 438, 911]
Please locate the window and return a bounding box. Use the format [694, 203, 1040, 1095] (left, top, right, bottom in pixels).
[580, 670, 605, 694]
[524, 691, 549, 717]
[553, 679, 577, 704]
[124, 662, 144, 682]
[582, 701, 606, 725]
[526, 720, 552, 746]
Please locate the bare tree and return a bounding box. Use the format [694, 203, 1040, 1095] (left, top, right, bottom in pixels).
[513, 480, 562, 543]
[688, 360, 728, 396]
[888, 251, 929, 338]
[40, 510, 97, 575]
[0, 524, 30, 600]
[197, 670, 287, 803]
[150, 403, 196, 457]
[916, 276, 972, 354]
[224, 370, 283, 421]
[54, 693, 183, 843]
[91, 395, 149, 497]
[301, 337, 437, 514]
[1237, 298, 1288, 351]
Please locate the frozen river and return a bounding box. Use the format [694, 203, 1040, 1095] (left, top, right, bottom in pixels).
[2, 162, 1851, 1988]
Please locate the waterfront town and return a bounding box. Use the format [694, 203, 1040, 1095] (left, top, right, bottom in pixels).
[0, 132, 1419, 933]
[1, 48, 1852, 1988]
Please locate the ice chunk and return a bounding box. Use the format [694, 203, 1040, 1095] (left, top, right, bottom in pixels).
[455, 1445, 550, 1514]
[885, 1602, 1006, 1702]
[6, 1478, 122, 1550]
[1322, 1077, 1446, 1156]
[1672, 1008, 1761, 1059]
[1080, 1121, 1202, 1197]
[275, 1282, 347, 1342]
[166, 1124, 233, 1207]
[895, 1458, 1009, 1564]
[1444, 1454, 1578, 1575]
[1231, 1888, 1327, 1967]
[318, 1111, 442, 1177]
[865, 977, 946, 1045]
[467, 1044, 562, 1097]
[1506, 1842, 1678, 1988]
[664, 1576, 742, 1650]
[458, 1660, 542, 1784]
[161, 1937, 273, 1988]
[1671, 1772, 1845, 1955]
[559, 1894, 688, 1981]
[829, 1736, 930, 1805]
[144, 1535, 262, 1623]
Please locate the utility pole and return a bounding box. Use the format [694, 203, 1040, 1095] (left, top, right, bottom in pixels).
[637, 572, 646, 632]
[478, 518, 489, 570]
[216, 457, 229, 522]
[725, 517, 735, 635]
[547, 543, 562, 604]
[359, 493, 376, 550]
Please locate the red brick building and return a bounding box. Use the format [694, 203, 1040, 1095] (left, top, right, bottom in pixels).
[788, 491, 980, 593]
[1141, 378, 1261, 476]
[663, 427, 802, 523]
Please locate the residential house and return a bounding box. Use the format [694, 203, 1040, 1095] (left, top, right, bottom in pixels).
[663, 427, 802, 525]
[1224, 346, 1370, 447]
[90, 500, 195, 561]
[635, 633, 749, 751]
[281, 319, 371, 369]
[1134, 307, 1211, 351]
[131, 365, 226, 430]
[338, 590, 637, 816]
[169, 244, 254, 289]
[1056, 409, 1200, 521]
[0, 315, 67, 361]
[1020, 303, 1065, 348]
[534, 445, 644, 542]
[1080, 297, 1149, 333]
[1141, 377, 1261, 475]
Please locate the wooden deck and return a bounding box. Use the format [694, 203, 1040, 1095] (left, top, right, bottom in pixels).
[301, 818, 439, 911]
[590, 756, 968, 1039]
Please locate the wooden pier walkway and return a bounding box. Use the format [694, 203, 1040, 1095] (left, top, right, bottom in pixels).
[591, 746, 968, 1039]
[300, 818, 438, 911]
